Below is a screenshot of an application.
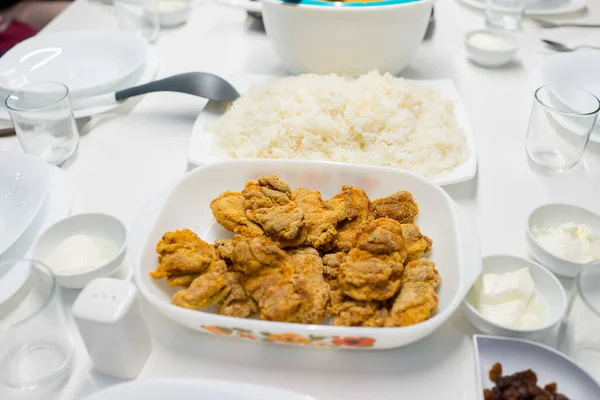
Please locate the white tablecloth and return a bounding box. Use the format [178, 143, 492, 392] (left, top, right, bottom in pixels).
[1, 0, 600, 398]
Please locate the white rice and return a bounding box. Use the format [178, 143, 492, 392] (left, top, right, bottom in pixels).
[208, 71, 469, 179]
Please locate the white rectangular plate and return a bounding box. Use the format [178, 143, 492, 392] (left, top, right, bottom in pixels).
[187, 73, 478, 186]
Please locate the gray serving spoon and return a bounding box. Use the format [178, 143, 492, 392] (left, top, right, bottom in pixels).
[72, 72, 240, 109]
[541, 39, 600, 53]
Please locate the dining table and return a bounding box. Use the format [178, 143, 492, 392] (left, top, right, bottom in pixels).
[1, 0, 600, 398]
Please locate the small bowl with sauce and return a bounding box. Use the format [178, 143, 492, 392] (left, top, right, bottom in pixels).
[33, 213, 127, 289]
[464, 255, 566, 340]
[464, 29, 519, 68]
[527, 203, 600, 278]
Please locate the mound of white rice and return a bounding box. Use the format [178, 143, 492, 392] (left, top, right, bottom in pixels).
[208, 71, 469, 179]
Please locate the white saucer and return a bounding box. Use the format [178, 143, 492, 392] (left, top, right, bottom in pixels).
[0, 163, 72, 262]
[457, 0, 587, 16]
[0, 49, 159, 126]
[529, 52, 600, 143]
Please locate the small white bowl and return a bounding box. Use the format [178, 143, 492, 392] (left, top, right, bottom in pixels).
[527, 203, 600, 278]
[465, 29, 519, 68]
[474, 335, 600, 398]
[33, 213, 127, 289]
[464, 254, 566, 340]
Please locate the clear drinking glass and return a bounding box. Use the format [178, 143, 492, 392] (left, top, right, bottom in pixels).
[557, 263, 600, 382]
[525, 85, 600, 172]
[115, 0, 160, 43]
[6, 82, 80, 167]
[0, 260, 74, 391]
[485, 0, 526, 31]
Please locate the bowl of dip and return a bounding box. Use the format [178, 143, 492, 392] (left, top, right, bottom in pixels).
[213, 0, 435, 75]
[464, 255, 566, 340]
[464, 29, 519, 68]
[527, 204, 600, 278]
[33, 213, 127, 289]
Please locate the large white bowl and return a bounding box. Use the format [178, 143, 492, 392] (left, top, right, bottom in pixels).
[213, 0, 434, 75]
[135, 160, 481, 350]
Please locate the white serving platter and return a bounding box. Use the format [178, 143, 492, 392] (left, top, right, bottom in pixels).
[187, 73, 478, 186]
[457, 0, 587, 16]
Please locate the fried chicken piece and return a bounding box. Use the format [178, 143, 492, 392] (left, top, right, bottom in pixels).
[151, 229, 219, 279]
[384, 281, 439, 327]
[210, 191, 264, 237]
[170, 261, 230, 310]
[403, 258, 441, 289]
[287, 248, 330, 324]
[213, 238, 235, 262]
[401, 224, 433, 261]
[243, 176, 305, 243]
[333, 299, 388, 327]
[325, 186, 373, 252]
[230, 235, 290, 276]
[217, 271, 258, 318]
[167, 274, 200, 288]
[355, 218, 408, 259]
[322, 252, 346, 282]
[339, 248, 405, 301]
[371, 190, 419, 224]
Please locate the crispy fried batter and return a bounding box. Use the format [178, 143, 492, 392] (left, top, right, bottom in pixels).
[384, 282, 439, 327]
[151, 229, 219, 279]
[401, 224, 433, 261]
[322, 252, 347, 282]
[355, 218, 408, 259]
[403, 258, 441, 289]
[217, 271, 258, 318]
[210, 192, 264, 237]
[371, 191, 419, 224]
[214, 238, 235, 262]
[288, 248, 330, 324]
[170, 261, 230, 310]
[326, 186, 373, 252]
[339, 248, 405, 301]
[333, 299, 388, 327]
[167, 274, 201, 288]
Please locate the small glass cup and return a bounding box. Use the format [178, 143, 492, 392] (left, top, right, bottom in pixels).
[557, 263, 600, 382]
[485, 0, 526, 31]
[6, 82, 80, 167]
[0, 260, 74, 392]
[115, 0, 160, 43]
[525, 85, 600, 172]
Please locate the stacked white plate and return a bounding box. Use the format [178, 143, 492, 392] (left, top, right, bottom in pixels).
[457, 0, 587, 16]
[0, 30, 159, 128]
[0, 153, 73, 262]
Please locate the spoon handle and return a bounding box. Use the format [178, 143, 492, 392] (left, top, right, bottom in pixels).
[115, 73, 199, 101]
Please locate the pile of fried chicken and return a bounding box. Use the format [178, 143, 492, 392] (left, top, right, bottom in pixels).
[150, 175, 441, 327]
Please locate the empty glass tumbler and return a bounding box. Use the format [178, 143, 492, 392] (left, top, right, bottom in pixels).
[6, 82, 80, 167]
[525, 85, 599, 172]
[0, 260, 74, 391]
[557, 264, 600, 382]
[115, 0, 160, 43]
[485, 0, 526, 31]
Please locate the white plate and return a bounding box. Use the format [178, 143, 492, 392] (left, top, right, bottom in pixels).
[473, 335, 600, 399]
[0, 31, 148, 97]
[84, 379, 318, 400]
[0, 154, 49, 256]
[135, 160, 482, 350]
[530, 52, 600, 143]
[457, 0, 587, 16]
[0, 49, 159, 124]
[0, 161, 73, 262]
[187, 73, 478, 186]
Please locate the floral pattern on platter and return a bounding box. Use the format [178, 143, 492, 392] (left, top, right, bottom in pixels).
[201, 326, 376, 348]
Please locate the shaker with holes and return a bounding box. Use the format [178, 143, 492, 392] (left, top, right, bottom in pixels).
[72, 278, 152, 379]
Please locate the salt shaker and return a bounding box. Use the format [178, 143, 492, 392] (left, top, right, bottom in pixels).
[72, 278, 152, 380]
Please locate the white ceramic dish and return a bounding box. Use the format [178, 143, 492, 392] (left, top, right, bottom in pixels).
[0, 31, 148, 97]
[465, 30, 519, 68]
[464, 255, 566, 340]
[84, 379, 318, 400]
[457, 0, 586, 16]
[526, 203, 600, 278]
[187, 73, 478, 186]
[33, 213, 127, 289]
[0, 48, 159, 124]
[135, 160, 482, 350]
[473, 335, 600, 399]
[0, 154, 49, 256]
[529, 52, 600, 143]
[0, 161, 73, 263]
[214, 0, 434, 75]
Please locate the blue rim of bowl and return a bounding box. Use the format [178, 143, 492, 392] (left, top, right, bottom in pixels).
[279, 0, 420, 7]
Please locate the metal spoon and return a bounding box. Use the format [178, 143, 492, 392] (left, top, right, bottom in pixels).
[541, 39, 600, 52]
[72, 72, 240, 109]
[533, 18, 600, 29]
